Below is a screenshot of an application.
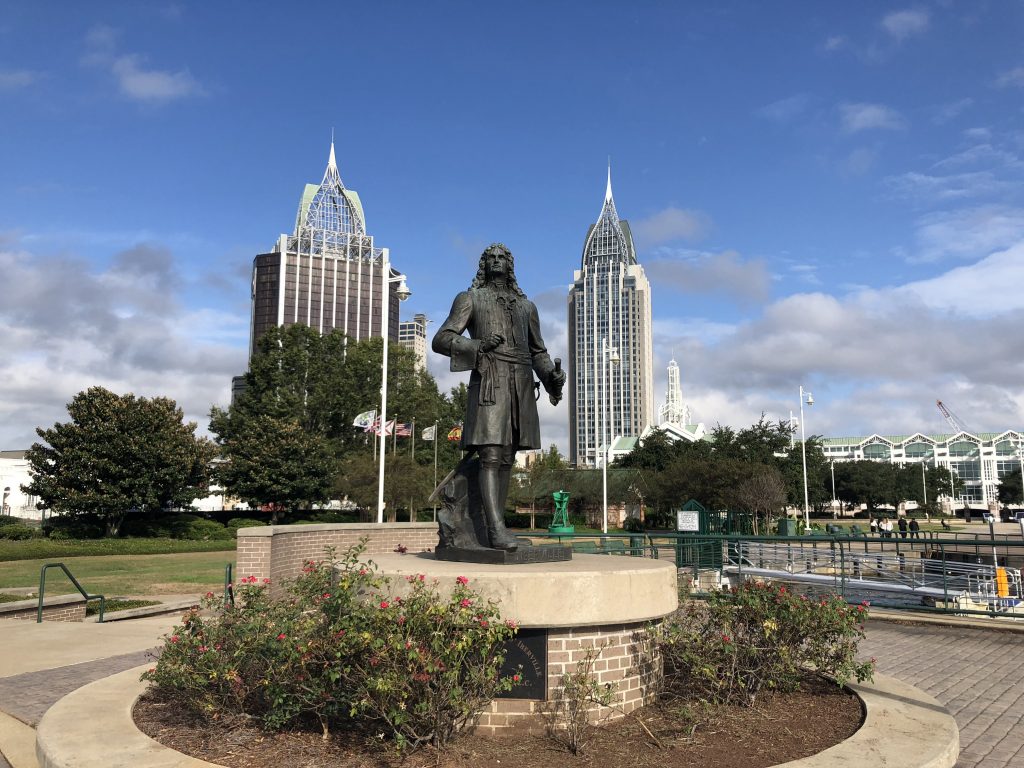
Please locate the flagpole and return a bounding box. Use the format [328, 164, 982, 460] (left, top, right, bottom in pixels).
[393, 415, 398, 456]
[411, 417, 416, 461]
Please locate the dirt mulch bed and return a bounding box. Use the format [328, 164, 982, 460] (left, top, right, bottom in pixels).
[134, 675, 862, 768]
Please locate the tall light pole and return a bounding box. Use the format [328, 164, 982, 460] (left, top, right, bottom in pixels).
[921, 456, 928, 508]
[799, 385, 814, 532]
[376, 248, 410, 524]
[830, 459, 837, 511]
[601, 337, 620, 534]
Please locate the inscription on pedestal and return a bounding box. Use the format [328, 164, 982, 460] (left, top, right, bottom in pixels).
[496, 628, 547, 700]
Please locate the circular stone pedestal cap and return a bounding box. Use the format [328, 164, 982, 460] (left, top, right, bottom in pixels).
[366, 552, 679, 628]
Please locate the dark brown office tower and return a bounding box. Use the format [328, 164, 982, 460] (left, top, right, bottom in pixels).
[248, 142, 402, 359]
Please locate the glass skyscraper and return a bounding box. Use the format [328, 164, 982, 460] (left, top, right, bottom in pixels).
[248, 142, 402, 358]
[567, 170, 654, 468]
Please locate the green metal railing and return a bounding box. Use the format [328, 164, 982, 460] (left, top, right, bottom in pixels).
[518, 529, 1024, 620]
[224, 563, 235, 606]
[37, 563, 105, 623]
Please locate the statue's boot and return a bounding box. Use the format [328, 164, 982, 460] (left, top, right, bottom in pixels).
[479, 466, 518, 551]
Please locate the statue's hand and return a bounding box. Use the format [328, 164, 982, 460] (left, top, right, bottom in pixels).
[480, 333, 504, 353]
[549, 368, 567, 389]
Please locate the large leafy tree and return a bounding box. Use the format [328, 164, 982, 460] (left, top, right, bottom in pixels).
[24, 387, 214, 535]
[210, 324, 457, 517]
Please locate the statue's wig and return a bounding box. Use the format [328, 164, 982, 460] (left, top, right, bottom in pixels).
[470, 243, 525, 297]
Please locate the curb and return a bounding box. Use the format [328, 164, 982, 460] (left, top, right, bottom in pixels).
[35, 666, 958, 768]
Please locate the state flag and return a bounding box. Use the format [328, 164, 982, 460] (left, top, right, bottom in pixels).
[352, 409, 376, 430]
[421, 425, 437, 441]
[447, 425, 463, 442]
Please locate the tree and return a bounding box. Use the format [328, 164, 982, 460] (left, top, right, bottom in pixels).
[24, 387, 214, 536]
[211, 325, 454, 516]
[212, 414, 335, 521]
[728, 465, 788, 535]
[998, 471, 1023, 506]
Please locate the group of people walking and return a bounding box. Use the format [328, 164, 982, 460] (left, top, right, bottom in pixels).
[869, 516, 921, 539]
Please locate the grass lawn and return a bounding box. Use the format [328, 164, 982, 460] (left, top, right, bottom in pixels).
[0, 551, 235, 597]
[0, 538, 235, 562]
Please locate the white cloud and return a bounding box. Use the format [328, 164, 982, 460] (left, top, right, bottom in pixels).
[632, 207, 710, 248]
[995, 67, 1024, 88]
[0, 69, 42, 91]
[0, 240, 246, 449]
[822, 35, 846, 52]
[757, 94, 810, 123]
[839, 102, 907, 133]
[881, 9, 930, 41]
[907, 205, 1024, 262]
[842, 147, 878, 176]
[885, 170, 1014, 202]
[82, 25, 204, 104]
[896, 242, 1024, 315]
[645, 250, 771, 305]
[932, 98, 973, 125]
[110, 54, 203, 102]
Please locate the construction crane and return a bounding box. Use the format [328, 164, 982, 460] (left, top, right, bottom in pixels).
[936, 400, 971, 433]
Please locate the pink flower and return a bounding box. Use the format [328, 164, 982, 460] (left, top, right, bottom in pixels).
[505, 619, 518, 629]
[198, 645, 208, 653]
[721, 634, 731, 644]
[460, 598, 472, 608]
[380, 600, 390, 609]
[322, 593, 331, 599]
[513, 674, 521, 682]
[277, 633, 286, 641]
[358, 568, 367, 576]
[170, 635, 180, 644]
[456, 576, 469, 585]
[205, 591, 214, 598]
[263, 578, 271, 584]
[479, 619, 489, 628]
[418, 574, 425, 582]
[397, 615, 406, 625]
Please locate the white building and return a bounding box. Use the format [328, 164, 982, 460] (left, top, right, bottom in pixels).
[567, 168, 654, 468]
[658, 357, 690, 426]
[398, 313, 429, 372]
[822, 430, 1024, 507]
[0, 450, 42, 520]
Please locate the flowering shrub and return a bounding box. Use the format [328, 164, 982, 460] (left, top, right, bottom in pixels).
[143, 543, 517, 750]
[660, 581, 874, 707]
[339, 574, 517, 749]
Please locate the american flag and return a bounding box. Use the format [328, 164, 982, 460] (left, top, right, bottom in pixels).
[394, 422, 413, 437]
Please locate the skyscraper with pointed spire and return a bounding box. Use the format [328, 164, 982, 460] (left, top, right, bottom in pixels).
[659, 357, 690, 426]
[567, 168, 654, 467]
[247, 142, 402, 358]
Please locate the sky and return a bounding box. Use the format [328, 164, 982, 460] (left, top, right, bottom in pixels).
[2, 1, 1024, 455]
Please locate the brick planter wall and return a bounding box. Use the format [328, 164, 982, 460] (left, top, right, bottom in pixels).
[0, 595, 87, 622]
[475, 621, 663, 735]
[236, 523, 437, 591]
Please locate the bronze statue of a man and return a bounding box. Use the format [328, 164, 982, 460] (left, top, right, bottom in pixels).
[432, 243, 566, 551]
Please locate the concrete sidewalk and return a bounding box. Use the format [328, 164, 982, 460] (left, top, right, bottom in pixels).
[0, 610, 187, 768]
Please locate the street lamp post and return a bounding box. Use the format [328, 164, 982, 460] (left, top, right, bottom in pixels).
[376, 248, 411, 524]
[830, 459, 837, 512]
[799, 385, 814, 533]
[601, 337, 620, 535]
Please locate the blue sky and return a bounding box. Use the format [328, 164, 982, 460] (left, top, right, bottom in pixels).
[2, 1, 1024, 452]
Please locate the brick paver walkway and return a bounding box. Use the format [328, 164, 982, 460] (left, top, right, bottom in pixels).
[862, 623, 1024, 768]
[0, 649, 156, 727]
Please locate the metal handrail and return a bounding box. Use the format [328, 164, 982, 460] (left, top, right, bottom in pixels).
[224, 563, 234, 606]
[37, 563, 105, 623]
